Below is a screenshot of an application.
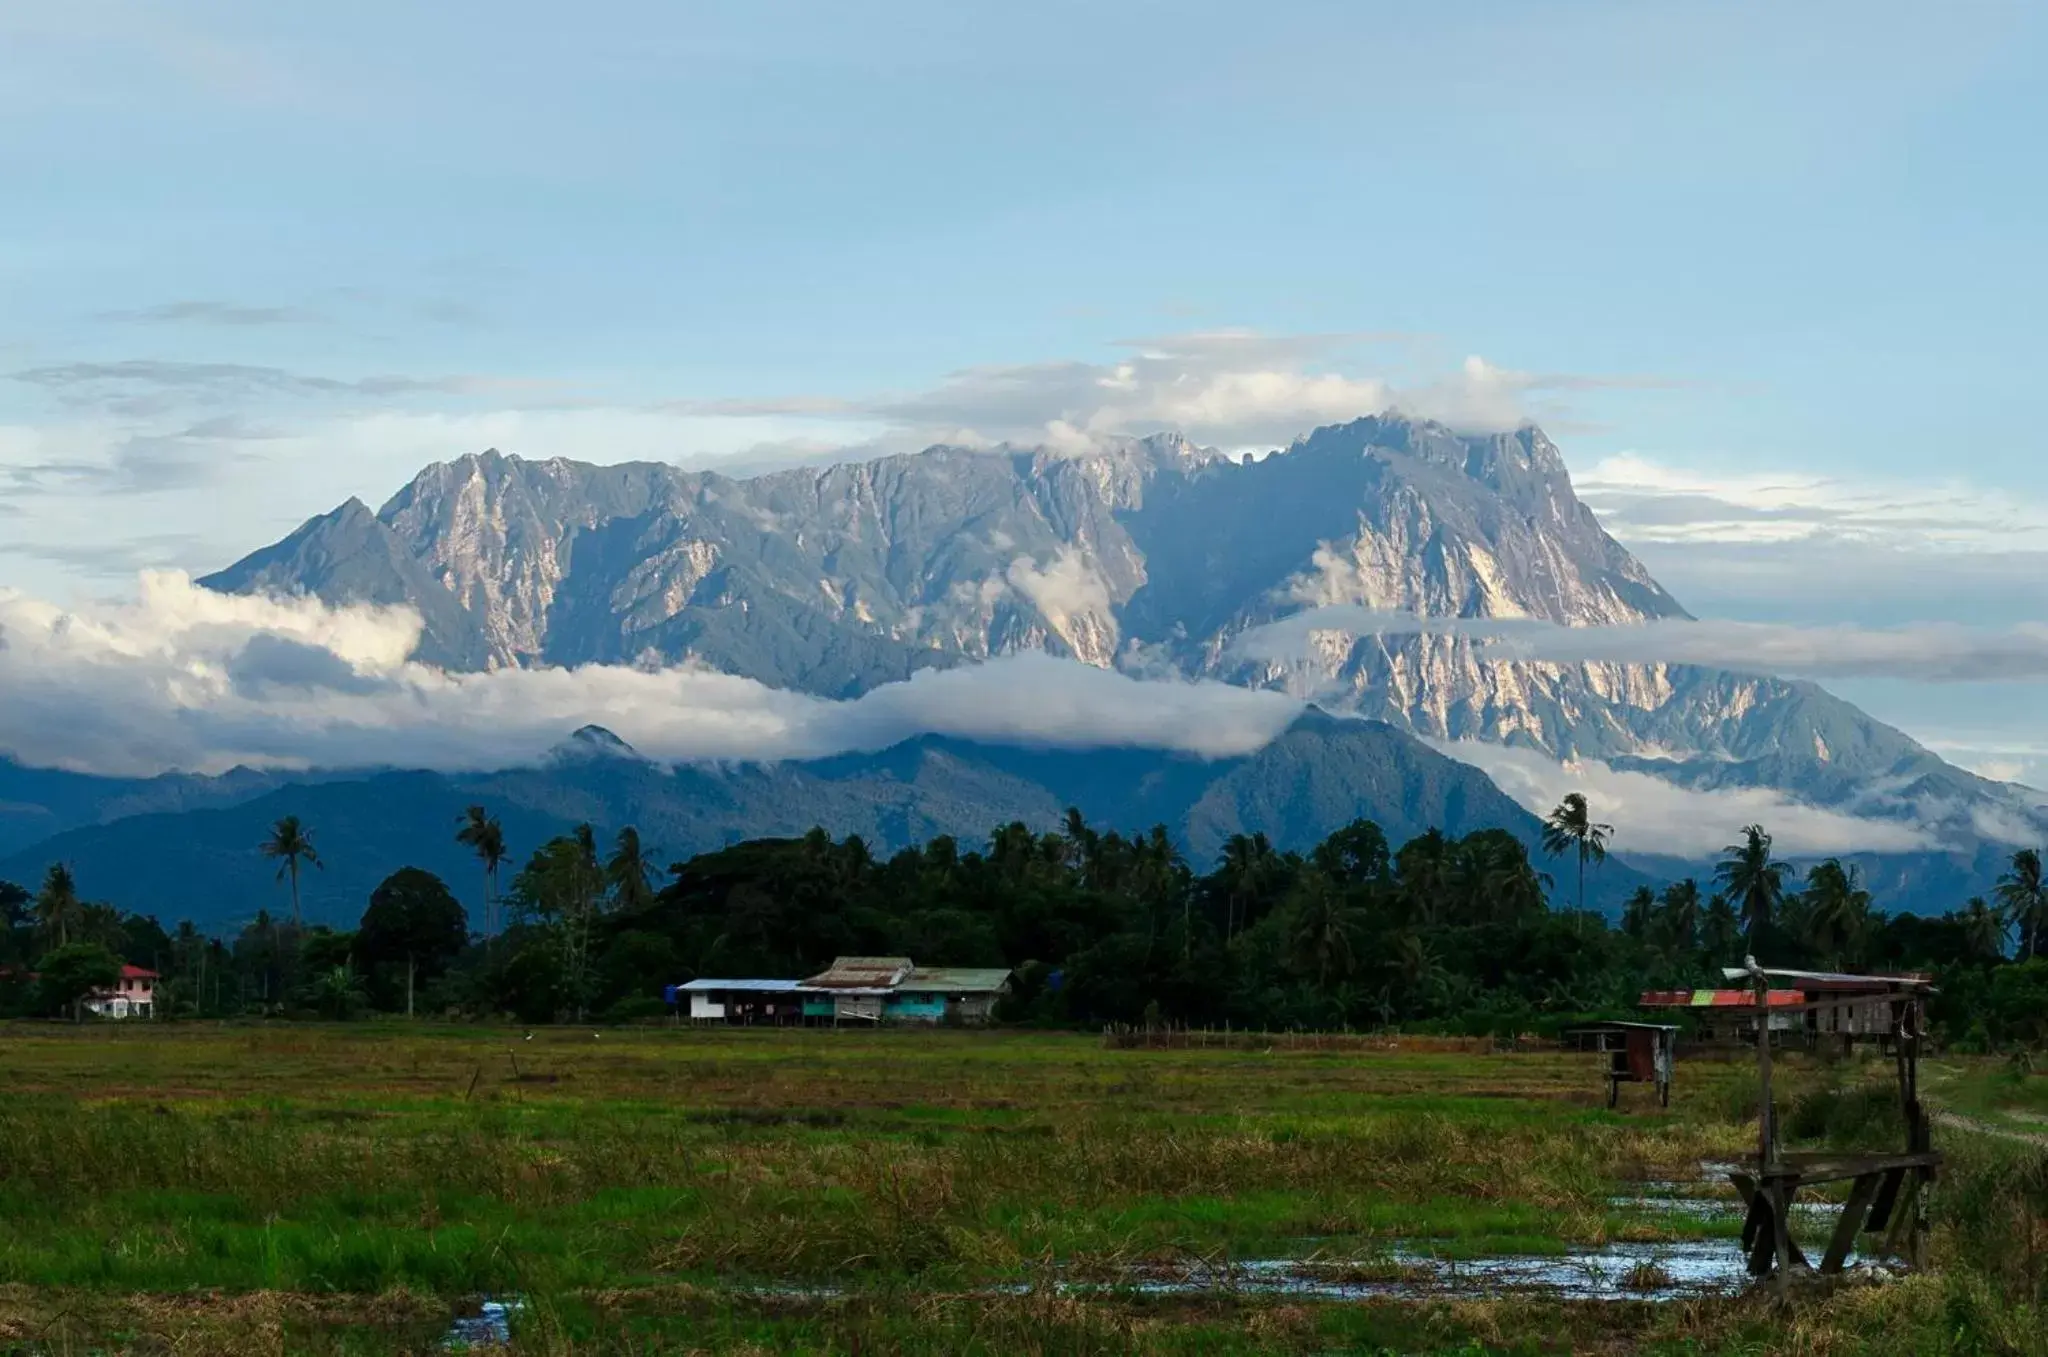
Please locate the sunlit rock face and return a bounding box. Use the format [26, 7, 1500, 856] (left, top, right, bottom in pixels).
[201, 414, 1984, 821]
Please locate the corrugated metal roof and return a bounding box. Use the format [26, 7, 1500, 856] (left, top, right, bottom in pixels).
[1719, 966, 1933, 992]
[1640, 989, 1805, 1008]
[900, 967, 1012, 994]
[679, 978, 807, 993]
[805, 956, 914, 988]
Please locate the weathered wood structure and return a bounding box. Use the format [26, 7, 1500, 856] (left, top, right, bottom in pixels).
[1719, 963, 1939, 1288]
[1563, 1021, 1677, 1108]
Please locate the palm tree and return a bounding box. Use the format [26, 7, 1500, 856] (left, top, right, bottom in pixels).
[1993, 848, 2048, 962]
[1394, 828, 1454, 926]
[1540, 793, 1612, 914]
[1218, 832, 1279, 941]
[1454, 830, 1551, 924]
[259, 816, 322, 927]
[1287, 872, 1366, 986]
[1958, 896, 2009, 963]
[1800, 858, 1874, 969]
[1658, 878, 1702, 955]
[1715, 824, 1790, 948]
[1621, 886, 1656, 941]
[455, 806, 508, 936]
[1700, 892, 1742, 962]
[34, 863, 82, 950]
[605, 826, 656, 912]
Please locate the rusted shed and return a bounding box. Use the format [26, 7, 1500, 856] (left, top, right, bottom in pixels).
[1562, 1021, 1677, 1108]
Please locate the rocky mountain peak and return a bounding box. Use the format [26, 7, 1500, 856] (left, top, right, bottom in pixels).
[550, 724, 646, 764]
[196, 413, 2015, 861]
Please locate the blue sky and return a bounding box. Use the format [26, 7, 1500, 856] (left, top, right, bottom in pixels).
[3, 0, 2047, 773]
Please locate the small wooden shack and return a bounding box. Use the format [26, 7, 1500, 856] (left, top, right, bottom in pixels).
[1563, 1021, 1678, 1107]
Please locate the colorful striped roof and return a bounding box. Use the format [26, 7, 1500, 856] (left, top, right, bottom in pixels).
[1639, 989, 1806, 1008]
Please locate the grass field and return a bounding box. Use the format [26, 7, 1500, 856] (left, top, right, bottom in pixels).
[0, 1024, 2042, 1355]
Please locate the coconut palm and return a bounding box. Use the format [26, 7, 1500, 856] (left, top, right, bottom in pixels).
[1218, 832, 1279, 940]
[34, 863, 82, 950]
[1958, 896, 2009, 963]
[1700, 892, 1743, 962]
[605, 825, 656, 913]
[1540, 793, 1612, 914]
[1658, 878, 1703, 955]
[1621, 886, 1657, 941]
[1715, 825, 1791, 947]
[1993, 847, 2048, 962]
[1394, 828, 1454, 926]
[1800, 858, 1874, 969]
[259, 815, 322, 928]
[456, 806, 509, 935]
[1287, 871, 1366, 986]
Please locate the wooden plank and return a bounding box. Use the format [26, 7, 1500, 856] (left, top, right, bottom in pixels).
[1822, 1172, 1882, 1273]
[1865, 1166, 1905, 1234]
[1745, 1192, 1778, 1275]
[1779, 1184, 1812, 1272]
[1766, 1181, 1793, 1285]
[1879, 1169, 1926, 1261]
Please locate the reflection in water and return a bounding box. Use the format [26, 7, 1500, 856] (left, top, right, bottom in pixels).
[445, 1298, 522, 1350]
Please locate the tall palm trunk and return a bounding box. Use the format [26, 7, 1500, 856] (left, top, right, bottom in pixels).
[288, 860, 302, 928]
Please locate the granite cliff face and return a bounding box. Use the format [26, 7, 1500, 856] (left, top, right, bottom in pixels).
[199, 414, 2010, 834]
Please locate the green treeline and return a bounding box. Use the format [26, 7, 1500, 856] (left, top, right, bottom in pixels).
[3, 807, 2046, 1047]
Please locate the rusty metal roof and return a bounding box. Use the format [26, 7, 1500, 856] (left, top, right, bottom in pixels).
[900, 967, 1012, 994]
[804, 956, 915, 989]
[1640, 989, 1807, 1008]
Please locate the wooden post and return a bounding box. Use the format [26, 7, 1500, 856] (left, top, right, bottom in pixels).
[1753, 969, 1776, 1171]
[1822, 1172, 1882, 1273]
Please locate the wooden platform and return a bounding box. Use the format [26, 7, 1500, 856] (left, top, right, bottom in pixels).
[1729, 1152, 1940, 1277]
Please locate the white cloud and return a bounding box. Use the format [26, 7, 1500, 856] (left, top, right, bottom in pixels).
[1430, 739, 1936, 859]
[1577, 452, 2048, 553]
[1235, 606, 2048, 684]
[0, 572, 1302, 777]
[1005, 549, 1112, 627]
[664, 333, 1681, 456]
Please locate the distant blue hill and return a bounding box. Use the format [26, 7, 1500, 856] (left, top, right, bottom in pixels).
[0, 710, 1664, 933]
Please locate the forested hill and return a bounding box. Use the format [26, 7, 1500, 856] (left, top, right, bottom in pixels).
[1, 711, 1661, 933]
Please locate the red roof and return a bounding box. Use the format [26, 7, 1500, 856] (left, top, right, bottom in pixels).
[1640, 988, 1806, 1008]
[121, 965, 157, 980]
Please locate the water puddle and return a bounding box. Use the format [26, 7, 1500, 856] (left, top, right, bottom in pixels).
[445, 1297, 522, 1350]
[1611, 1181, 1834, 1220]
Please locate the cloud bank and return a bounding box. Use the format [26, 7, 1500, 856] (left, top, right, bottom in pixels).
[0, 573, 1969, 859]
[1429, 740, 1935, 859]
[1236, 606, 2048, 685]
[0, 573, 1302, 778]
[667, 335, 1680, 457]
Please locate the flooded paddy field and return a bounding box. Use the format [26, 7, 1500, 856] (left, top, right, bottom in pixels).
[0, 1024, 2040, 1353]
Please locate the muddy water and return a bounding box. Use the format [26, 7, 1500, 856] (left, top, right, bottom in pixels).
[1125, 1241, 1750, 1302]
[445, 1298, 521, 1350]
[444, 1168, 1878, 1342]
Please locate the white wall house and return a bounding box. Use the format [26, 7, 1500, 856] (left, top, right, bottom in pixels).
[84, 965, 157, 1019]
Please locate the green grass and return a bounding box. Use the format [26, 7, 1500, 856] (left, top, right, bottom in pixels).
[0, 1023, 2039, 1354]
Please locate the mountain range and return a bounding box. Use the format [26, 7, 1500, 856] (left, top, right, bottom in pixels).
[1, 412, 2034, 927]
[1, 711, 1633, 932]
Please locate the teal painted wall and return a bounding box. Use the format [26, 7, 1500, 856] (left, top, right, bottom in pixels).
[885, 993, 948, 1020]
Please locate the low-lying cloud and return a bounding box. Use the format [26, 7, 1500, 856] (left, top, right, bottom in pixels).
[0, 574, 2000, 859]
[1430, 740, 1936, 859]
[0, 573, 1302, 778]
[1236, 606, 2048, 685]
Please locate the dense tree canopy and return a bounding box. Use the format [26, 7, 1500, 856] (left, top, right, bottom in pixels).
[0, 814, 2042, 1049]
